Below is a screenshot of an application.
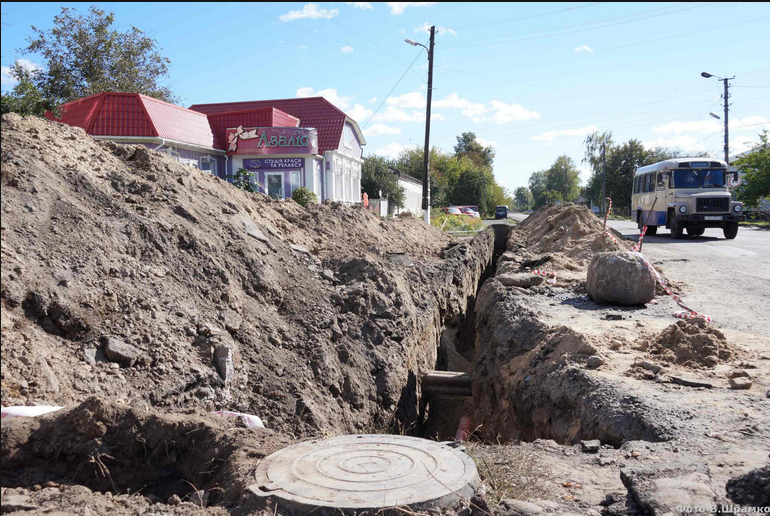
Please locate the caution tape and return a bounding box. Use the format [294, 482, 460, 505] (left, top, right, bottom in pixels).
[630, 250, 712, 322]
[603, 230, 621, 246]
[605, 197, 612, 218]
[632, 225, 647, 252]
[532, 270, 557, 284]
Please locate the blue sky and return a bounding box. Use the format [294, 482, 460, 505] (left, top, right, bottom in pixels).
[2, 2, 769, 191]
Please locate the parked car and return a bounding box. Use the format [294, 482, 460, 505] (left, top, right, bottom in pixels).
[440, 207, 464, 216]
[495, 205, 509, 219]
[459, 207, 481, 218]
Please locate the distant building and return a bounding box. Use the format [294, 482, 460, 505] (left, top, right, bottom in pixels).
[46, 92, 366, 203]
[387, 168, 423, 217]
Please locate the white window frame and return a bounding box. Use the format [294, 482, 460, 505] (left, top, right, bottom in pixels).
[159, 147, 180, 162]
[289, 170, 301, 196]
[199, 155, 217, 176]
[265, 171, 285, 199]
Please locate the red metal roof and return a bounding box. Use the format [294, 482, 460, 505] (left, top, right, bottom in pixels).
[47, 92, 221, 150]
[189, 97, 348, 155]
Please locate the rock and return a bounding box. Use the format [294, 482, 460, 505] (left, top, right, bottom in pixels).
[604, 313, 623, 321]
[236, 214, 268, 242]
[0, 494, 38, 512]
[586, 252, 655, 306]
[620, 461, 719, 514]
[586, 356, 604, 369]
[497, 252, 517, 262]
[33, 355, 60, 393]
[104, 337, 141, 367]
[727, 370, 750, 379]
[167, 494, 182, 506]
[331, 324, 343, 342]
[497, 273, 544, 289]
[729, 377, 752, 390]
[322, 269, 334, 281]
[639, 361, 662, 374]
[581, 439, 601, 453]
[671, 376, 713, 388]
[214, 345, 235, 384]
[495, 499, 543, 515]
[726, 466, 770, 506]
[290, 243, 310, 254]
[83, 347, 107, 366]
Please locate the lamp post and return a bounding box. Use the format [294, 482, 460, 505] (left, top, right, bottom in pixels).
[406, 28, 435, 224]
[701, 72, 734, 164]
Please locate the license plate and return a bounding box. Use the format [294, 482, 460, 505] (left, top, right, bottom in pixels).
[705, 216, 722, 221]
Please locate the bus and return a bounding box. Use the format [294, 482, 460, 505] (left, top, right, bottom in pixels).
[632, 158, 745, 240]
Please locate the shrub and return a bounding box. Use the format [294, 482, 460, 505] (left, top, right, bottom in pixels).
[431, 211, 483, 232]
[292, 186, 317, 207]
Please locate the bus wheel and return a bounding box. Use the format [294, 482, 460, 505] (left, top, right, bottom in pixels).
[671, 219, 684, 239]
[723, 223, 738, 239]
[686, 228, 704, 236]
[646, 225, 658, 236]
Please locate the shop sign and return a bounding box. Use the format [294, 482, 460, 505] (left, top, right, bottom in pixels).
[226, 126, 318, 155]
[246, 158, 304, 169]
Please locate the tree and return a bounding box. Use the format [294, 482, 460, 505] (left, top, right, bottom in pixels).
[226, 168, 259, 193]
[528, 170, 548, 208]
[454, 132, 495, 168]
[733, 131, 770, 207]
[514, 186, 533, 211]
[362, 155, 405, 208]
[18, 6, 177, 110]
[545, 155, 580, 202]
[1, 61, 49, 116]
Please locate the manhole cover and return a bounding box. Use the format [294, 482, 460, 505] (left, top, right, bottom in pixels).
[248, 434, 479, 514]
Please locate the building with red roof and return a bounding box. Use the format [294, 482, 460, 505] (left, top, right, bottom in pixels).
[46, 92, 366, 203]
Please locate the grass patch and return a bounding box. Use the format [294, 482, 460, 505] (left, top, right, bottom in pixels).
[740, 220, 770, 227]
[431, 212, 484, 232]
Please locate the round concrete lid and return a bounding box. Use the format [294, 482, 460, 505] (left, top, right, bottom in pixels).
[249, 434, 479, 514]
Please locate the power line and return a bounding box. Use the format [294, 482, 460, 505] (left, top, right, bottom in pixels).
[447, 3, 604, 31]
[362, 48, 425, 129]
[440, 2, 716, 50]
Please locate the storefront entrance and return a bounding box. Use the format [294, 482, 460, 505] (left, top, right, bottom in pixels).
[266, 172, 284, 199]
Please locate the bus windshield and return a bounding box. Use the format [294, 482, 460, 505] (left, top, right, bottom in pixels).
[670, 169, 726, 188]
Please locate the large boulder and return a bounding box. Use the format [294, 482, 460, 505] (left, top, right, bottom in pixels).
[586, 251, 655, 306]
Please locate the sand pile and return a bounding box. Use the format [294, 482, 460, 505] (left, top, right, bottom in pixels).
[635, 319, 738, 368]
[515, 203, 629, 267]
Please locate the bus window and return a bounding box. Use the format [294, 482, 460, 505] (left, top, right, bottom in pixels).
[701, 169, 725, 188]
[671, 170, 700, 188]
[646, 173, 653, 192]
[633, 177, 638, 194]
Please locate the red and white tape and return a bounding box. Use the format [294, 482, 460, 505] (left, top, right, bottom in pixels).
[532, 270, 557, 284]
[632, 225, 647, 252]
[603, 230, 621, 246]
[631, 251, 712, 322]
[605, 197, 612, 218]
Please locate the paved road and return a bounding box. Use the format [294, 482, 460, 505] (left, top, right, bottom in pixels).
[509, 212, 770, 340]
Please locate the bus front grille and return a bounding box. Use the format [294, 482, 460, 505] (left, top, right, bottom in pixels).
[696, 197, 729, 212]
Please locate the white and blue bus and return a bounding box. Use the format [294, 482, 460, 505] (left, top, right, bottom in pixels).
[632, 158, 744, 239]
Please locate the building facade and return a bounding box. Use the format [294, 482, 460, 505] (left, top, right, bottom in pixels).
[46, 92, 366, 204]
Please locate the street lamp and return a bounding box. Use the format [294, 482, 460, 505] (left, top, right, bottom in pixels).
[701, 71, 734, 164]
[709, 112, 721, 120]
[405, 32, 435, 224]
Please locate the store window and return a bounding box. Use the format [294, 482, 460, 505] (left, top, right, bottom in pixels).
[200, 156, 217, 176]
[290, 171, 301, 195]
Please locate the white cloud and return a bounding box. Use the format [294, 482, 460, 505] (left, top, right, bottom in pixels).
[371, 142, 419, 158]
[347, 2, 373, 9]
[1, 59, 42, 88]
[577, 166, 592, 183]
[488, 100, 540, 124]
[341, 46, 354, 53]
[476, 137, 497, 148]
[372, 106, 443, 123]
[414, 22, 457, 37]
[531, 125, 598, 142]
[386, 2, 438, 15]
[641, 135, 708, 152]
[296, 45, 308, 49]
[296, 87, 353, 111]
[653, 116, 769, 136]
[432, 93, 488, 121]
[280, 3, 339, 22]
[399, 28, 405, 34]
[363, 124, 401, 137]
[573, 45, 593, 53]
[347, 104, 373, 123]
[368, 97, 378, 104]
[730, 116, 770, 131]
[386, 91, 425, 108]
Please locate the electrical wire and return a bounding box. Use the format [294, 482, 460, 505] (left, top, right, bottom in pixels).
[447, 2, 604, 31]
[362, 48, 425, 129]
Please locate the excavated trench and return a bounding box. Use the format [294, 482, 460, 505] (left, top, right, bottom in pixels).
[411, 224, 674, 448]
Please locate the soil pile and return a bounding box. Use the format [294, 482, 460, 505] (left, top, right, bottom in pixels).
[515, 203, 629, 268]
[635, 319, 738, 368]
[0, 113, 490, 440]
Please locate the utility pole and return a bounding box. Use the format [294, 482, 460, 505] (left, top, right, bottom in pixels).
[601, 143, 606, 215]
[422, 26, 435, 224]
[722, 77, 731, 164]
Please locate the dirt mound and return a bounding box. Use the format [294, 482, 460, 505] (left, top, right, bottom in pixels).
[635, 319, 738, 368]
[0, 112, 489, 440]
[515, 203, 629, 268]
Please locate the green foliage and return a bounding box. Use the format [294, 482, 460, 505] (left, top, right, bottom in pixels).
[528, 170, 548, 208]
[1, 61, 50, 116]
[291, 186, 317, 206]
[513, 186, 533, 211]
[454, 132, 495, 168]
[544, 190, 563, 204]
[733, 131, 770, 207]
[545, 155, 581, 202]
[430, 211, 483, 232]
[362, 155, 405, 208]
[17, 5, 177, 109]
[225, 168, 259, 193]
